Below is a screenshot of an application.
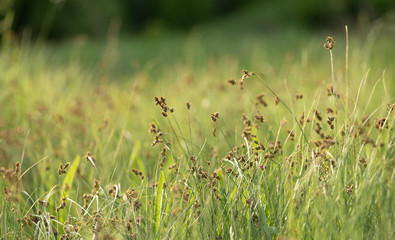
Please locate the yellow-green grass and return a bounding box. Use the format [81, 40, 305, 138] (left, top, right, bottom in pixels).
[0, 24, 394, 239]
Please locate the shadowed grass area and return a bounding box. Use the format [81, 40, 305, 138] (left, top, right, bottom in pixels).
[0, 20, 394, 239]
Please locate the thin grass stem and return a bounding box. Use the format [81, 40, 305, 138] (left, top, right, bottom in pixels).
[329, 49, 338, 160]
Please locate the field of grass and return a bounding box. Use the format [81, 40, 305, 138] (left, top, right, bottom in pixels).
[0, 17, 394, 239]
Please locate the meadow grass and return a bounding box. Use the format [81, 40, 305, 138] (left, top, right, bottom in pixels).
[0, 23, 394, 239]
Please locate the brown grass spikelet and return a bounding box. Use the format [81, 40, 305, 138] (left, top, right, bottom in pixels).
[326, 84, 339, 98]
[254, 112, 265, 123]
[38, 199, 49, 207]
[295, 94, 303, 100]
[126, 188, 138, 202]
[14, 162, 20, 174]
[324, 36, 335, 50]
[227, 79, 236, 85]
[255, 93, 267, 107]
[155, 96, 173, 117]
[359, 158, 367, 168]
[387, 104, 394, 113]
[3, 186, 19, 202]
[375, 117, 388, 130]
[160, 147, 167, 159]
[57, 162, 70, 175]
[149, 122, 164, 146]
[259, 164, 267, 171]
[314, 109, 322, 121]
[149, 122, 158, 134]
[93, 179, 101, 193]
[299, 111, 305, 125]
[160, 147, 167, 167]
[287, 130, 295, 141]
[211, 112, 220, 122]
[85, 152, 96, 164]
[327, 116, 335, 129]
[274, 96, 280, 105]
[2, 166, 19, 183]
[239, 70, 254, 89]
[56, 198, 67, 212]
[131, 168, 145, 179]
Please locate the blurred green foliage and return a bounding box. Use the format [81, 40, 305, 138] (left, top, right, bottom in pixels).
[8, 0, 395, 39]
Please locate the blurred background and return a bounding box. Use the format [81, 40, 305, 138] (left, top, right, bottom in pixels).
[2, 0, 395, 40]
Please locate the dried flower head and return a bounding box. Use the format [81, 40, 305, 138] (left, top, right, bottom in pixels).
[324, 36, 335, 50]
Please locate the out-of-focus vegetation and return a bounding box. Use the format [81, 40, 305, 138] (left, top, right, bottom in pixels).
[6, 0, 395, 38]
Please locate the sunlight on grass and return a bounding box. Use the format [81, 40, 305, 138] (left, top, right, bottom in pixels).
[0, 23, 394, 239]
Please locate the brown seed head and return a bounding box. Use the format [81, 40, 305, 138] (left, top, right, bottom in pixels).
[211, 112, 220, 122]
[85, 152, 96, 163]
[227, 79, 236, 85]
[274, 96, 280, 105]
[324, 36, 335, 50]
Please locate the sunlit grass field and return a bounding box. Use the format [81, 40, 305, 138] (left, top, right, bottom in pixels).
[0, 20, 394, 239]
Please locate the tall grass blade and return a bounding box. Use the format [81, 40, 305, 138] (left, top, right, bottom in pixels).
[62, 155, 80, 197]
[155, 171, 165, 236]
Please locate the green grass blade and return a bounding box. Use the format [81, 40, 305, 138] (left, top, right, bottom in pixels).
[155, 171, 165, 236]
[62, 155, 80, 197]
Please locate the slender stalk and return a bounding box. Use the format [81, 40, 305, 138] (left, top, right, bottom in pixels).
[345, 25, 349, 111]
[329, 49, 338, 161]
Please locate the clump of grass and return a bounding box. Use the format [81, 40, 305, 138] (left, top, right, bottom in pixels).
[0, 26, 393, 239]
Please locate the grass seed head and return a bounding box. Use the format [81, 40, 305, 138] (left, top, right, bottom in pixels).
[211, 112, 220, 122]
[255, 93, 267, 107]
[239, 70, 254, 89]
[14, 162, 20, 174]
[324, 36, 335, 50]
[274, 96, 280, 105]
[227, 79, 236, 85]
[295, 94, 303, 100]
[85, 152, 96, 163]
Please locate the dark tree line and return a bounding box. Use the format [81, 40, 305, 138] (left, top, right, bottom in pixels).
[5, 0, 395, 39]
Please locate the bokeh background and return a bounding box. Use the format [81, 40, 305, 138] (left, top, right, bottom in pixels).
[4, 0, 395, 39]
